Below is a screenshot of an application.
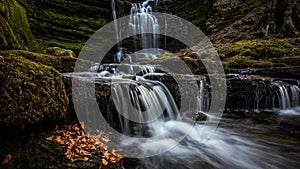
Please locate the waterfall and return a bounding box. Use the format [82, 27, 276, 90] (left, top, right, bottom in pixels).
[111, 0, 160, 62]
[273, 81, 300, 115]
[129, 2, 159, 50]
[111, 0, 120, 49]
[89, 63, 155, 77]
[274, 82, 300, 110]
[110, 77, 179, 136]
[198, 77, 211, 113]
[277, 85, 291, 110]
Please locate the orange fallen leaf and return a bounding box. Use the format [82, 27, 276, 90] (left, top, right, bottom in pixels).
[56, 136, 65, 144]
[45, 136, 53, 141]
[1, 154, 12, 164]
[101, 158, 108, 166]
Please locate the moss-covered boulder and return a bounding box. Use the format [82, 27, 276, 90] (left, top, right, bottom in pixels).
[0, 0, 37, 50]
[0, 55, 68, 129]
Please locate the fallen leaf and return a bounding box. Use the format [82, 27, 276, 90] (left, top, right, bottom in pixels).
[101, 158, 108, 166]
[45, 136, 53, 141]
[1, 154, 12, 164]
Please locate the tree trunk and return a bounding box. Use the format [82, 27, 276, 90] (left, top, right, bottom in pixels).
[273, 0, 299, 36]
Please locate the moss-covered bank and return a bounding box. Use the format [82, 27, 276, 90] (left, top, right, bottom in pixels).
[20, 0, 112, 53]
[218, 38, 300, 68]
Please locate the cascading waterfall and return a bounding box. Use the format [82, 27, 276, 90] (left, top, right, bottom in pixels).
[111, 0, 120, 49]
[110, 77, 179, 136]
[63, 1, 300, 168]
[112, 0, 160, 62]
[226, 75, 300, 113]
[129, 1, 159, 52]
[274, 81, 300, 115]
[89, 63, 155, 77]
[198, 77, 211, 113]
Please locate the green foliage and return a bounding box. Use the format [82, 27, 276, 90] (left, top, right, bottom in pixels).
[0, 55, 68, 129]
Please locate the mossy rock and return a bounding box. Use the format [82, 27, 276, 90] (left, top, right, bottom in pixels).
[45, 47, 76, 58]
[226, 55, 253, 68]
[0, 0, 37, 50]
[0, 55, 68, 129]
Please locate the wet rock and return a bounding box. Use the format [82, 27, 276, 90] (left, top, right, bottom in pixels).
[226, 66, 300, 79]
[225, 74, 276, 111]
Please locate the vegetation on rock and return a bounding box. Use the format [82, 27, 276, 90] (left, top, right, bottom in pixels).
[0, 0, 37, 50]
[21, 0, 111, 53]
[0, 55, 68, 129]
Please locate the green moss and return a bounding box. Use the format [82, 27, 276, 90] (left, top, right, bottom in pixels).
[45, 47, 76, 58]
[0, 50, 80, 72]
[226, 55, 254, 68]
[157, 52, 175, 60]
[0, 15, 20, 49]
[12, 138, 66, 168]
[1, 0, 38, 50]
[270, 56, 300, 66]
[23, 0, 110, 52]
[219, 38, 299, 61]
[252, 61, 274, 68]
[42, 39, 85, 52]
[0, 55, 68, 129]
[137, 57, 152, 62]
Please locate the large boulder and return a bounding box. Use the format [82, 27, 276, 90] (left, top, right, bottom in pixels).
[0, 55, 68, 129]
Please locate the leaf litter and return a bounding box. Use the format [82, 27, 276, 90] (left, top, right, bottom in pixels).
[45, 123, 124, 168]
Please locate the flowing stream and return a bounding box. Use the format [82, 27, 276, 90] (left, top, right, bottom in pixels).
[67, 1, 300, 168]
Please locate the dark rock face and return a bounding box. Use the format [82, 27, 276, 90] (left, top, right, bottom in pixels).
[226, 74, 276, 111]
[0, 55, 68, 129]
[226, 66, 300, 79]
